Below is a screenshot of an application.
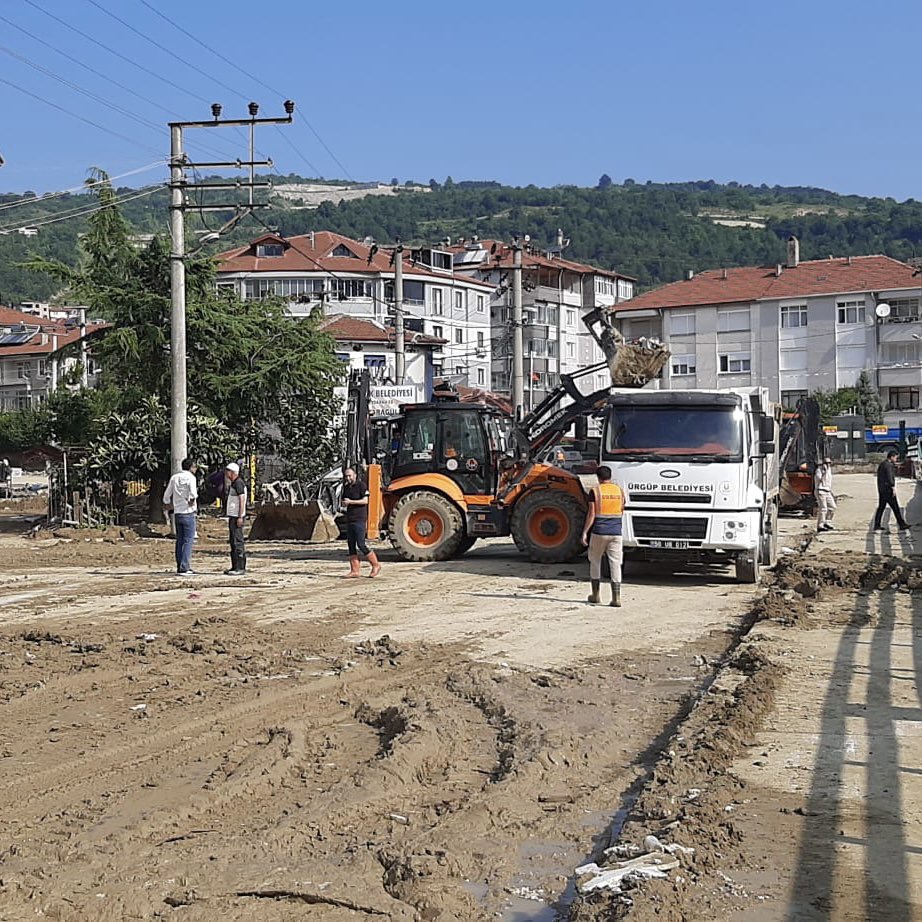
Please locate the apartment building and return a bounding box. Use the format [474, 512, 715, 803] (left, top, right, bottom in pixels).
[0, 305, 99, 410]
[216, 232, 494, 389]
[611, 238, 922, 425]
[450, 234, 636, 407]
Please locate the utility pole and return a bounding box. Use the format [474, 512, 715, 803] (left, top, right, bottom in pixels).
[168, 100, 294, 473]
[511, 241, 525, 419]
[393, 243, 405, 384]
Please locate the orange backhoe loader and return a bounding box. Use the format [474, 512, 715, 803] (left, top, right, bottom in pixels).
[349, 311, 669, 562]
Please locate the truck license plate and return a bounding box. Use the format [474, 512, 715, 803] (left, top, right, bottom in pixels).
[648, 540, 690, 549]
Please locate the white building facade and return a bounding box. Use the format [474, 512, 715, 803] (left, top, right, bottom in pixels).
[216, 232, 494, 389]
[612, 246, 922, 426]
[450, 236, 635, 407]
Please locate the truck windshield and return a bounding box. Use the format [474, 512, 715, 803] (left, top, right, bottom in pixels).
[603, 405, 743, 462]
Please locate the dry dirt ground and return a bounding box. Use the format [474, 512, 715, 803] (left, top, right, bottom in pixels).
[0, 476, 903, 921]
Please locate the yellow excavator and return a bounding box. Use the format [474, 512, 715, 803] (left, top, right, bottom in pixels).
[342, 309, 669, 562]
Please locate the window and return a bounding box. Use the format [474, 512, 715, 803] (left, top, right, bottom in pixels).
[38, 360, 47, 376]
[780, 304, 808, 328]
[455, 290, 464, 311]
[670, 312, 696, 336]
[889, 386, 919, 410]
[455, 365, 464, 376]
[717, 309, 750, 333]
[432, 325, 443, 340]
[528, 339, 547, 356]
[255, 243, 284, 257]
[455, 328, 463, 344]
[881, 342, 920, 365]
[780, 348, 808, 371]
[887, 298, 920, 321]
[837, 299, 866, 324]
[476, 295, 485, 312]
[477, 331, 484, 348]
[547, 306, 558, 324]
[477, 367, 485, 386]
[566, 310, 577, 327]
[364, 355, 386, 369]
[547, 340, 557, 358]
[617, 279, 634, 300]
[16, 362, 30, 379]
[671, 353, 696, 375]
[780, 390, 808, 410]
[630, 319, 655, 338]
[719, 352, 751, 373]
[432, 288, 443, 315]
[567, 341, 575, 358]
[331, 243, 356, 257]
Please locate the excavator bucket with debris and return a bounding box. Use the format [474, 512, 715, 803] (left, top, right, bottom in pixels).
[248, 478, 340, 542]
[606, 330, 670, 386]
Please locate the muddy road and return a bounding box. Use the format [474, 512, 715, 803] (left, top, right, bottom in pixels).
[0, 508, 810, 920]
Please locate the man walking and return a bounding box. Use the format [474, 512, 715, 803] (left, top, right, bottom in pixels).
[342, 466, 381, 578]
[581, 465, 625, 607]
[874, 449, 910, 532]
[815, 456, 836, 532]
[224, 461, 248, 575]
[163, 458, 198, 575]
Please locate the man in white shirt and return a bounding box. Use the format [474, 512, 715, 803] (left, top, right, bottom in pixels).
[224, 461, 248, 575]
[815, 456, 836, 532]
[163, 458, 199, 575]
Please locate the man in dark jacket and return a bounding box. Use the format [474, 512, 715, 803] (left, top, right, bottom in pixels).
[874, 450, 910, 531]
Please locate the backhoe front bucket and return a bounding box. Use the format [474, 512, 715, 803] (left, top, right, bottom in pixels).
[249, 499, 339, 541]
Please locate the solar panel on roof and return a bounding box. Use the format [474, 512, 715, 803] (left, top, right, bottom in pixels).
[0, 332, 34, 345]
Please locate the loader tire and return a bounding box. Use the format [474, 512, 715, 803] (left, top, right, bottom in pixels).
[388, 491, 464, 562]
[511, 490, 585, 563]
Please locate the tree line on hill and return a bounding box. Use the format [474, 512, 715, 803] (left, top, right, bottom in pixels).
[2, 175, 922, 305]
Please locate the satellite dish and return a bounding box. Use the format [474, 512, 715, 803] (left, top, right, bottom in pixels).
[876, 302, 891, 318]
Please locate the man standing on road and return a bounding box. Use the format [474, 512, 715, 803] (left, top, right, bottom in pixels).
[815, 456, 836, 532]
[874, 450, 910, 532]
[224, 462, 248, 575]
[581, 465, 625, 607]
[163, 458, 198, 575]
[342, 466, 381, 578]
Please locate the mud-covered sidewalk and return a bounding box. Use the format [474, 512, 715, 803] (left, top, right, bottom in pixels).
[579, 472, 922, 921]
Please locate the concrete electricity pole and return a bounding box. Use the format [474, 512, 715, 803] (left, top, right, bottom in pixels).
[511, 242, 525, 419]
[393, 243, 405, 384]
[168, 101, 294, 473]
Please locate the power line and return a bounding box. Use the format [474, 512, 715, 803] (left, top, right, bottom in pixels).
[0, 74, 161, 156]
[0, 185, 163, 234]
[274, 127, 323, 179]
[0, 161, 167, 213]
[0, 43, 168, 139]
[85, 0, 247, 100]
[135, 0, 353, 181]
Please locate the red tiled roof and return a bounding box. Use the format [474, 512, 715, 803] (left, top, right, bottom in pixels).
[319, 314, 445, 345]
[216, 231, 494, 289]
[451, 239, 634, 280]
[615, 255, 919, 312]
[0, 305, 103, 356]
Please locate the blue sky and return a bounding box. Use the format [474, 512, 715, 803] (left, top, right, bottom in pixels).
[2, 0, 922, 199]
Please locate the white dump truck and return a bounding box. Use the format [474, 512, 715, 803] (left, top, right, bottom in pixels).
[600, 387, 780, 583]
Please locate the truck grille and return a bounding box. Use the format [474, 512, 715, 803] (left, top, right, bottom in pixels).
[629, 493, 711, 505]
[631, 516, 708, 540]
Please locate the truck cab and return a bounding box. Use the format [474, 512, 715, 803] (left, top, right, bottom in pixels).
[600, 387, 779, 582]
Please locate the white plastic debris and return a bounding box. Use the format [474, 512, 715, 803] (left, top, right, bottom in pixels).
[129, 703, 147, 711]
[576, 853, 679, 894]
[137, 633, 159, 642]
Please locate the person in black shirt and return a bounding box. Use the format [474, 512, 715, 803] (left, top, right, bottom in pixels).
[874, 450, 910, 531]
[342, 466, 382, 578]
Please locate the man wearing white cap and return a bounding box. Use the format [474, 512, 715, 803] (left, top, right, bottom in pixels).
[224, 461, 248, 574]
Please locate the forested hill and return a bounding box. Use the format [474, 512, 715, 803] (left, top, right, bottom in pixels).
[2, 175, 922, 304]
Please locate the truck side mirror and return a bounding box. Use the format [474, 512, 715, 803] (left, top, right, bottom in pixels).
[758, 440, 776, 455]
[758, 415, 775, 442]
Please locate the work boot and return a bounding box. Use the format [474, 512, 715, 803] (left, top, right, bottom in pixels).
[345, 555, 361, 578]
[367, 551, 382, 578]
[610, 582, 622, 607]
[587, 579, 601, 604]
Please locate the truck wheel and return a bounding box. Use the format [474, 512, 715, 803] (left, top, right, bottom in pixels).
[454, 535, 477, 557]
[388, 491, 464, 562]
[735, 553, 760, 584]
[511, 491, 585, 563]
